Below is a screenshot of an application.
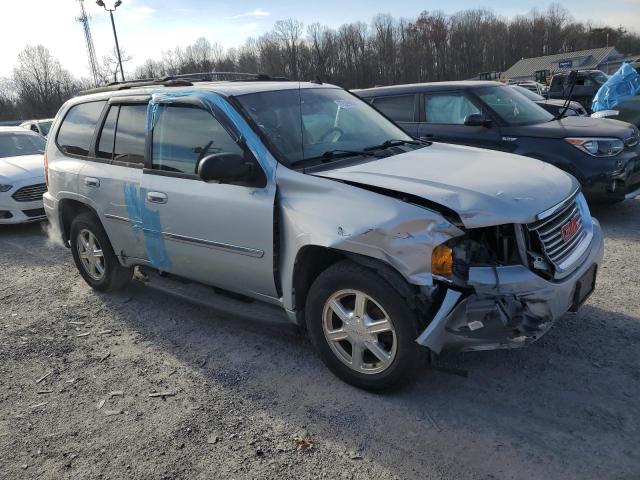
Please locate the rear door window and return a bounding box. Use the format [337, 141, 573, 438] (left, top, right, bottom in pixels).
[97, 106, 118, 160]
[151, 105, 243, 175]
[113, 105, 147, 165]
[371, 95, 415, 122]
[424, 94, 480, 124]
[56, 101, 106, 156]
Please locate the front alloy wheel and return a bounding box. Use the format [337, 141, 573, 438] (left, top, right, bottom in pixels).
[306, 260, 426, 391]
[322, 289, 397, 374]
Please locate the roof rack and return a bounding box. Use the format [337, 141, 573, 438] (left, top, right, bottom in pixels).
[78, 71, 289, 96]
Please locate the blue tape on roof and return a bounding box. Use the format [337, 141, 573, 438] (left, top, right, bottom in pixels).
[592, 63, 640, 112]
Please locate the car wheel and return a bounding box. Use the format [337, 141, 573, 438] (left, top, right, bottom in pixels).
[305, 260, 426, 392]
[70, 212, 132, 292]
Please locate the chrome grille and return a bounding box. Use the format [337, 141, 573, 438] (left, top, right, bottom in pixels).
[528, 197, 586, 269]
[11, 183, 47, 202]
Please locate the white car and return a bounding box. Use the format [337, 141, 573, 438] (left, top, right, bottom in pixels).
[0, 127, 47, 224]
[20, 118, 54, 137]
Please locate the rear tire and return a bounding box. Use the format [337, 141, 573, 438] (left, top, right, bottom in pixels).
[70, 212, 132, 292]
[305, 260, 426, 392]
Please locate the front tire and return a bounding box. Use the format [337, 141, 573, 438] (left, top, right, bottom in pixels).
[70, 212, 132, 292]
[305, 260, 426, 392]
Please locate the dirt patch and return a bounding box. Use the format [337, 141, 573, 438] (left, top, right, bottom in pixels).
[0, 201, 639, 479]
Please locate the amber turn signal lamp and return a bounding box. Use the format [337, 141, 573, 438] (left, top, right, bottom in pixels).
[431, 244, 453, 276]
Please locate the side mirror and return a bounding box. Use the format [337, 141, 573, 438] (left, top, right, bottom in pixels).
[464, 113, 492, 127]
[197, 153, 259, 185]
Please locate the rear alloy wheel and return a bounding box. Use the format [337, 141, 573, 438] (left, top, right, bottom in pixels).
[306, 260, 426, 391]
[70, 212, 132, 292]
[76, 228, 106, 281]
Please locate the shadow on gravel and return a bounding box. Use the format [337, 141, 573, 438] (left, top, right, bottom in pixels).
[97, 281, 640, 479]
[590, 198, 640, 241]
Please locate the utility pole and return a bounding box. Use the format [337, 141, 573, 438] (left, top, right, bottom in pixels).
[96, 0, 125, 82]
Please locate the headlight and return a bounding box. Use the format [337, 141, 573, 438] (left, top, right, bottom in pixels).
[0, 184, 13, 192]
[565, 137, 624, 157]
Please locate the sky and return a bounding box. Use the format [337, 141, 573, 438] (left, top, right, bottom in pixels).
[1, 0, 639, 79]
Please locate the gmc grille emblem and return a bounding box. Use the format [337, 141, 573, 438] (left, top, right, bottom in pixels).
[561, 215, 580, 243]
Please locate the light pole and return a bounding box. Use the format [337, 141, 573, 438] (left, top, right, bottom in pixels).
[96, 0, 125, 82]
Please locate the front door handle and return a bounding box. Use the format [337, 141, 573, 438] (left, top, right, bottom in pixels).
[84, 177, 100, 188]
[146, 191, 168, 204]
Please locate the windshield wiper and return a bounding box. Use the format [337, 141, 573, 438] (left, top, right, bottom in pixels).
[364, 139, 429, 151]
[294, 149, 376, 166]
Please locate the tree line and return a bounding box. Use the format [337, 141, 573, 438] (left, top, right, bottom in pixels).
[2, 4, 640, 121]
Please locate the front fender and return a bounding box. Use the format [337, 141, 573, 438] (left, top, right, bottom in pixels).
[275, 166, 464, 311]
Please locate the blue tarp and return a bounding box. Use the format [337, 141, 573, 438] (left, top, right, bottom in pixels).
[592, 63, 640, 112]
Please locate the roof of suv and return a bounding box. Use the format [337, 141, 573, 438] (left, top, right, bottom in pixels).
[354, 81, 503, 96]
[72, 80, 338, 106]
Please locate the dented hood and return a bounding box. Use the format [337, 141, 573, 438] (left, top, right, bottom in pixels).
[313, 143, 577, 228]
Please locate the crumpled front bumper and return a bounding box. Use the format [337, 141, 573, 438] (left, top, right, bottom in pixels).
[417, 218, 604, 353]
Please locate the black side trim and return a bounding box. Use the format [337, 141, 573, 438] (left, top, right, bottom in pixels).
[336, 179, 465, 229]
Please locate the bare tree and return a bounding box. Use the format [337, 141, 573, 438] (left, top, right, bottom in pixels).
[12, 45, 80, 118]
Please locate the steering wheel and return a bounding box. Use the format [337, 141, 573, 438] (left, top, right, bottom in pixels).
[318, 127, 345, 143]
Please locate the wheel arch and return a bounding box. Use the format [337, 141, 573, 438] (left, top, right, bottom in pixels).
[290, 245, 429, 327]
[58, 198, 102, 247]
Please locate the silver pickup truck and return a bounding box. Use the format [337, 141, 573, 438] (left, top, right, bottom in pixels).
[44, 75, 604, 391]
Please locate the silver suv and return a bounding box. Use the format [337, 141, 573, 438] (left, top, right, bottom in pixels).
[44, 74, 604, 391]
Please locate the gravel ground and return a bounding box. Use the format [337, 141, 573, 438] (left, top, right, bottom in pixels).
[0, 200, 638, 480]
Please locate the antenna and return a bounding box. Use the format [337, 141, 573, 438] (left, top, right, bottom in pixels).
[76, 0, 100, 87]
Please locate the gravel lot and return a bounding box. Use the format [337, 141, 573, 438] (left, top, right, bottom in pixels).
[0, 200, 638, 480]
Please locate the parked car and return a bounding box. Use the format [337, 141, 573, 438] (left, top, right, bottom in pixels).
[548, 70, 609, 113]
[510, 85, 588, 117]
[0, 127, 47, 224]
[45, 76, 603, 391]
[355, 81, 640, 203]
[508, 80, 548, 96]
[20, 118, 54, 137]
[592, 99, 640, 128]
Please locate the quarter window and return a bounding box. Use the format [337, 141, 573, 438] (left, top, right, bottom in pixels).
[56, 101, 106, 156]
[424, 94, 480, 124]
[371, 95, 415, 122]
[151, 105, 243, 175]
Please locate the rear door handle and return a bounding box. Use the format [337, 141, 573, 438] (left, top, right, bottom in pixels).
[146, 191, 168, 204]
[84, 177, 100, 188]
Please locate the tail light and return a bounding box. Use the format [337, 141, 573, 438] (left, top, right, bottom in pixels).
[44, 151, 49, 187]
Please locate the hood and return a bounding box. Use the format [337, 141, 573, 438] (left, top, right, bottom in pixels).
[503, 115, 638, 139]
[313, 143, 577, 228]
[0, 154, 45, 183]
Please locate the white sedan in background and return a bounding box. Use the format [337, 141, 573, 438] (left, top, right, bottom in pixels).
[0, 127, 47, 224]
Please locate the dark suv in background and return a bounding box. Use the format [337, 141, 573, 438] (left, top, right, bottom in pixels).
[355, 81, 640, 203]
[548, 70, 609, 113]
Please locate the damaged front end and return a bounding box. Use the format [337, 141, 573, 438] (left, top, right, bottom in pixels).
[417, 192, 604, 354]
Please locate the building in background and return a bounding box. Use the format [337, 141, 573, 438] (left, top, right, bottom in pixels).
[503, 47, 629, 83]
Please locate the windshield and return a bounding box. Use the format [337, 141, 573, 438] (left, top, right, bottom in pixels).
[0, 132, 45, 158]
[39, 121, 53, 136]
[476, 86, 554, 126]
[235, 87, 413, 165]
[590, 71, 609, 86]
[511, 85, 544, 102]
